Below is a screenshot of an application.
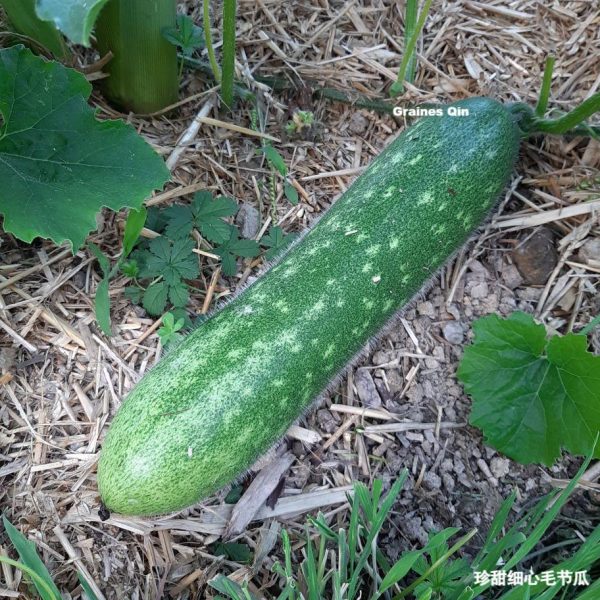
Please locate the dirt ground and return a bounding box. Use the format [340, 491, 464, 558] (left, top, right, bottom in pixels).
[1, 1, 599, 598]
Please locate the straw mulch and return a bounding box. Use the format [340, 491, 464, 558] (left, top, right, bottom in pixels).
[1, 1, 599, 598]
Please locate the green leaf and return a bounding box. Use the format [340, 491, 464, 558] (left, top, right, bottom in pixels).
[143, 281, 168, 315]
[228, 238, 261, 258]
[144, 237, 199, 284]
[162, 14, 204, 56]
[123, 207, 147, 258]
[378, 550, 422, 593]
[78, 572, 100, 600]
[209, 575, 259, 600]
[168, 280, 189, 307]
[261, 144, 287, 176]
[88, 243, 110, 277]
[164, 205, 194, 239]
[212, 542, 252, 563]
[165, 192, 237, 244]
[124, 286, 143, 304]
[0, 46, 169, 250]
[193, 192, 238, 243]
[35, 0, 110, 46]
[458, 311, 600, 465]
[120, 259, 139, 278]
[284, 181, 299, 205]
[214, 230, 260, 276]
[261, 226, 298, 260]
[94, 278, 112, 336]
[2, 516, 61, 600]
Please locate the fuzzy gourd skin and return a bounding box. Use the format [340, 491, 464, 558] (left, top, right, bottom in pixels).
[98, 98, 522, 516]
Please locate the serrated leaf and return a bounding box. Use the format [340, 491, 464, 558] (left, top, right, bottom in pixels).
[143, 237, 198, 284]
[228, 238, 261, 258]
[215, 230, 260, 276]
[120, 259, 139, 278]
[35, 0, 110, 46]
[164, 205, 194, 239]
[143, 281, 168, 315]
[458, 311, 600, 465]
[193, 192, 238, 243]
[124, 286, 143, 304]
[261, 226, 297, 260]
[261, 144, 287, 176]
[2, 516, 61, 600]
[0, 46, 169, 250]
[168, 280, 189, 307]
[219, 252, 238, 277]
[162, 14, 203, 56]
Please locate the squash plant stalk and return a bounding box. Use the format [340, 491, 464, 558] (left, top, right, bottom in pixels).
[98, 96, 600, 517]
[0, 0, 69, 59]
[94, 0, 178, 114]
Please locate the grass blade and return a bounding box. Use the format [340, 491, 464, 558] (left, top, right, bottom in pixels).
[391, 0, 433, 96]
[2, 516, 61, 600]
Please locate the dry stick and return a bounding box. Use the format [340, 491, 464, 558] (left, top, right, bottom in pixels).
[0, 247, 72, 293]
[196, 116, 280, 142]
[166, 98, 214, 171]
[202, 267, 222, 314]
[493, 198, 600, 229]
[53, 526, 106, 600]
[146, 182, 208, 207]
[0, 318, 37, 353]
[0, 275, 85, 348]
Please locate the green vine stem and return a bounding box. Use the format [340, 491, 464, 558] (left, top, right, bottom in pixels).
[221, 0, 237, 109]
[536, 55, 555, 116]
[202, 0, 221, 83]
[511, 92, 600, 139]
[0, 556, 60, 600]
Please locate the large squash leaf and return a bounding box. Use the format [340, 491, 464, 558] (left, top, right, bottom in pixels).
[458, 311, 600, 465]
[35, 0, 110, 46]
[0, 46, 169, 250]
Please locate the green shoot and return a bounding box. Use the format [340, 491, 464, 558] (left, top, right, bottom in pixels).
[402, 0, 418, 87]
[202, 0, 221, 83]
[157, 311, 185, 346]
[89, 207, 147, 335]
[285, 110, 315, 135]
[390, 0, 433, 97]
[536, 55, 555, 117]
[221, 0, 237, 109]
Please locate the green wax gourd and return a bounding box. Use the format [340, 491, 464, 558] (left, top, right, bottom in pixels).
[98, 97, 522, 516]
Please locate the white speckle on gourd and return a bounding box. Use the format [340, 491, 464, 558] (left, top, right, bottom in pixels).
[389, 238, 400, 250]
[366, 244, 381, 256]
[187, 447, 193, 458]
[417, 191, 433, 206]
[372, 275, 381, 284]
[345, 229, 358, 236]
[362, 262, 373, 273]
[408, 154, 423, 165]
